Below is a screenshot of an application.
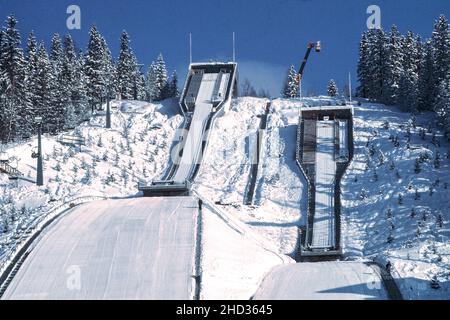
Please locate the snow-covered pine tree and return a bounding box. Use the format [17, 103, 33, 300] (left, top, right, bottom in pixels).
[50, 33, 66, 131]
[85, 26, 114, 111]
[35, 42, 57, 127]
[168, 70, 179, 98]
[74, 49, 89, 121]
[382, 25, 404, 105]
[61, 34, 75, 125]
[366, 28, 387, 101]
[327, 79, 338, 97]
[402, 32, 420, 78]
[116, 31, 136, 100]
[398, 31, 420, 112]
[282, 65, 299, 98]
[128, 53, 146, 100]
[418, 40, 435, 111]
[146, 61, 158, 101]
[24, 31, 38, 134]
[130, 67, 145, 101]
[146, 54, 168, 101]
[60, 35, 86, 127]
[431, 15, 450, 96]
[398, 71, 418, 112]
[136, 71, 147, 101]
[0, 15, 29, 142]
[357, 31, 370, 98]
[154, 53, 168, 100]
[434, 69, 450, 132]
[65, 101, 77, 129]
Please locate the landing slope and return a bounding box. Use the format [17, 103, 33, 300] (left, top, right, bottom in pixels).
[2, 197, 198, 300]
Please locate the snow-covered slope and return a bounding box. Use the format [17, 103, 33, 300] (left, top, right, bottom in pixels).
[195, 97, 308, 255]
[196, 96, 449, 299]
[200, 205, 291, 299]
[341, 101, 450, 300]
[0, 100, 182, 261]
[2, 96, 448, 300]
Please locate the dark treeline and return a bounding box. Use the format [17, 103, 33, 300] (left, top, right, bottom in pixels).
[357, 15, 449, 132]
[0, 14, 179, 143]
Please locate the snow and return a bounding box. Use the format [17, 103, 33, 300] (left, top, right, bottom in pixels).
[253, 261, 388, 300]
[3, 197, 198, 300]
[0, 100, 182, 262]
[341, 101, 450, 299]
[197, 96, 449, 299]
[1, 96, 449, 300]
[200, 205, 291, 300]
[195, 97, 308, 256]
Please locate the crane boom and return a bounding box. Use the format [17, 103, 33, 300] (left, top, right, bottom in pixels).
[296, 41, 320, 83]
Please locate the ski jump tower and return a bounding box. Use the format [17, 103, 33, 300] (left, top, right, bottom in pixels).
[139, 62, 238, 196]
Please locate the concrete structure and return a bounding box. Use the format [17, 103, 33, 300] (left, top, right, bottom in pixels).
[296, 106, 354, 258]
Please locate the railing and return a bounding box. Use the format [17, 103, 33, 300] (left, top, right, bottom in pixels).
[0, 195, 107, 295]
[294, 117, 315, 251]
[57, 134, 86, 147]
[0, 161, 22, 178]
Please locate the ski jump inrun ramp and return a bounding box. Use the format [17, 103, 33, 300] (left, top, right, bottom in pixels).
[296, 106, 354, 258]
[139, 62, 238, 196]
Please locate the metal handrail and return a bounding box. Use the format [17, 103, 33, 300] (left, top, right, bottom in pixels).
[0, 161, 22, 177]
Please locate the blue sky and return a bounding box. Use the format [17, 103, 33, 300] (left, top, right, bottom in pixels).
[0, 0, 448, 96]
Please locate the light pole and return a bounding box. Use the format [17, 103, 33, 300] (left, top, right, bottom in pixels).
[106, 87, 111, 129]
[35, 116, 43, 186]
[99, 71, 113, 129]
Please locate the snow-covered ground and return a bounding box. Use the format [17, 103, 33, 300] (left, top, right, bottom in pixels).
[0, 100, 182, 262]
[341, 101, 450, 300]
[200, 204, 291, 299]
[195, 97, 308, 256]
[1, 96, 448, 300]
[196, 96, 449, 299]
[253, 261, 388, 300]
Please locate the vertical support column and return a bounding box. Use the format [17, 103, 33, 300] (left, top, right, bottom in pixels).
[106, 91, 111, 129]
[36, 124, 43, 186]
